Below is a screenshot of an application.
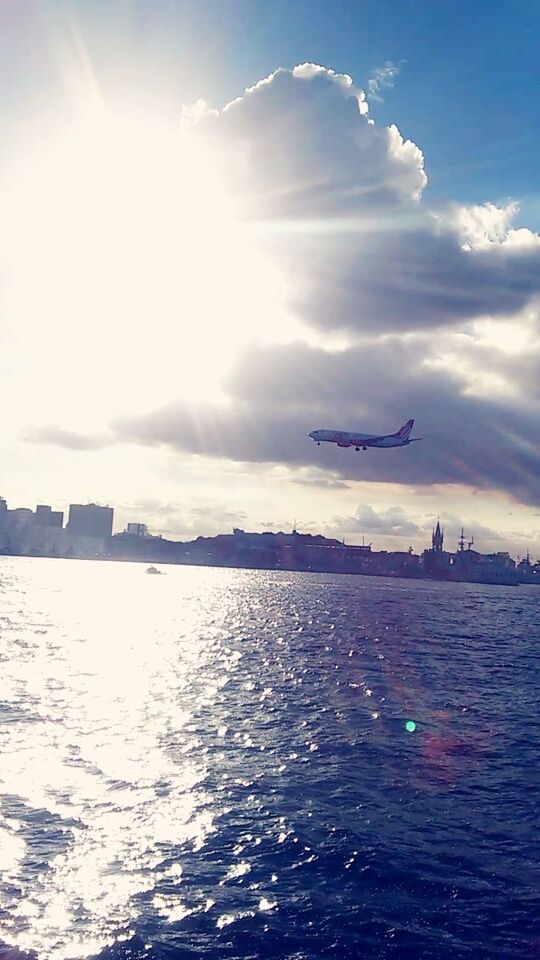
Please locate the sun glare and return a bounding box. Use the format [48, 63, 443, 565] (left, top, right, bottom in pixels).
[3, 105, 292, 429]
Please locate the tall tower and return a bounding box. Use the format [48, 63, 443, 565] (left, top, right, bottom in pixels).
[67, 503, 113, 539]
[432, 520, 444, 553]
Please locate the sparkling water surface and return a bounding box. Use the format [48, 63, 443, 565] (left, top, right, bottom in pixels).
[1, 557, 539, 960]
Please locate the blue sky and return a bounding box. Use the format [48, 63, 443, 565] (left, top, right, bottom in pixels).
[3, 0, 540, 554]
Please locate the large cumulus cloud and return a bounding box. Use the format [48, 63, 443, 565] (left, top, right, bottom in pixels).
[204, 64, 427, 218]
[198, 63, 540, 335]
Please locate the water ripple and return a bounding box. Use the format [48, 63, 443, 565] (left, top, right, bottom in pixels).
[1, 558, 539, 959]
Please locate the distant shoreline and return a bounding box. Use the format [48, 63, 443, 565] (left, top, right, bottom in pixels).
[1, 550, 535, 588]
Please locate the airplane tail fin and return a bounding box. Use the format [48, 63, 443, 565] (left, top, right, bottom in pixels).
[395, 419, 414, 441]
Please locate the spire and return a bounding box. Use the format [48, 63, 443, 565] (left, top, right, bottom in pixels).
[432, 519, 444, 552]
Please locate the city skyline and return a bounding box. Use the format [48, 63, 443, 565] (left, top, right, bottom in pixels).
[2, 493, 536, 588]
[1, 492, 539, 565]
[2, 3, 540, 558]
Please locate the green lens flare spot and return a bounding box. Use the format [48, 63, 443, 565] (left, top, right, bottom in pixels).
[405, 720, 416, 733]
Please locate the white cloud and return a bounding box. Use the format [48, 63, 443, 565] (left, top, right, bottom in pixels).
[201, 62, 427, 220]
[367, 61, 401, 103]
[335, 503, 421, 537]
[194, 64, 540, 338]
[180, 98, 218, 125]
[292, 62, 369, 114]
[445, 201, 540, 250]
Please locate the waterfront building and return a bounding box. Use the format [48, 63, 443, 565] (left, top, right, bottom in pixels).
[63, 503, 114, 558]
[432, 520, 444, 552]
[423, 520, 452, 577]
[451, 544, 518, 585]
[2, 505, 65, 556]
[8, 508, 34, 525]
[67, 503, 114, 539]
[516, 552, 540, 583]
[35, 505, 52, 525]
[35, 505, 64, 528]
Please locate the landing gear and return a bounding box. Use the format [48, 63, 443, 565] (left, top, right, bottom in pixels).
[317, 441, 321, 446]
[363, 446, 367, 451]
[355, 446, 360, 452]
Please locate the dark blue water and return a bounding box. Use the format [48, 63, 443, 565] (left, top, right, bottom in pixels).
[1, 558, 539, 960]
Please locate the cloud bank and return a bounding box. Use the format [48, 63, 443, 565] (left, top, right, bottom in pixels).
[28, 63, 540, 510]
[23, 425, 112, 451]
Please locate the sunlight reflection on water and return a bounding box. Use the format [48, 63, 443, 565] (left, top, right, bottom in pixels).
[0, 560, 239, 959]
[1, 559, 539, 960]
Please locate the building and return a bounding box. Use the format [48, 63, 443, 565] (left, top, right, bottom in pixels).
[8, 508, 34, 525]
[423, 520, 452, 577]
[35, 505, 52, 525]
[516, 552, 540, 584]
[67, 503, 114, 539]
[451, 544, 518, 585]
[432, 520, 444, 553]
[125, 523, 149, 537]
[1, 503, 65, 556]
[370, 548, 422, 578]
[423, 524, 519, 585]
[35, 505, 64, 528]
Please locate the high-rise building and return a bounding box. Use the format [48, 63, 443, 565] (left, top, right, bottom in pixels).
[35, 505, 64, 527]
[67, 503, 113, 539]
[35, 505, 51, 524]
[8, 508, 34, 525]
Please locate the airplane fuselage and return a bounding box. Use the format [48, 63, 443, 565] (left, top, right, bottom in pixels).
[308, 420, 420, 450]
[309, 430, 409, 448]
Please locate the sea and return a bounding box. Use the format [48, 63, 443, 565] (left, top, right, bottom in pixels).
[1, 556, 539, 960]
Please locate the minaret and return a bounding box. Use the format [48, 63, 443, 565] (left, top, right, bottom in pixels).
[432, 520, 444, 553]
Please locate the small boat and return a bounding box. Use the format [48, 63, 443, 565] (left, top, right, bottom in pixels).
[146, 566, 162, 575]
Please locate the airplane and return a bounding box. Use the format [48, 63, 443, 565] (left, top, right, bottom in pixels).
[308, 419, 421, 451]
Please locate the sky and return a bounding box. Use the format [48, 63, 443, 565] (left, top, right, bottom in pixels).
[2, 0, 540, 556]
